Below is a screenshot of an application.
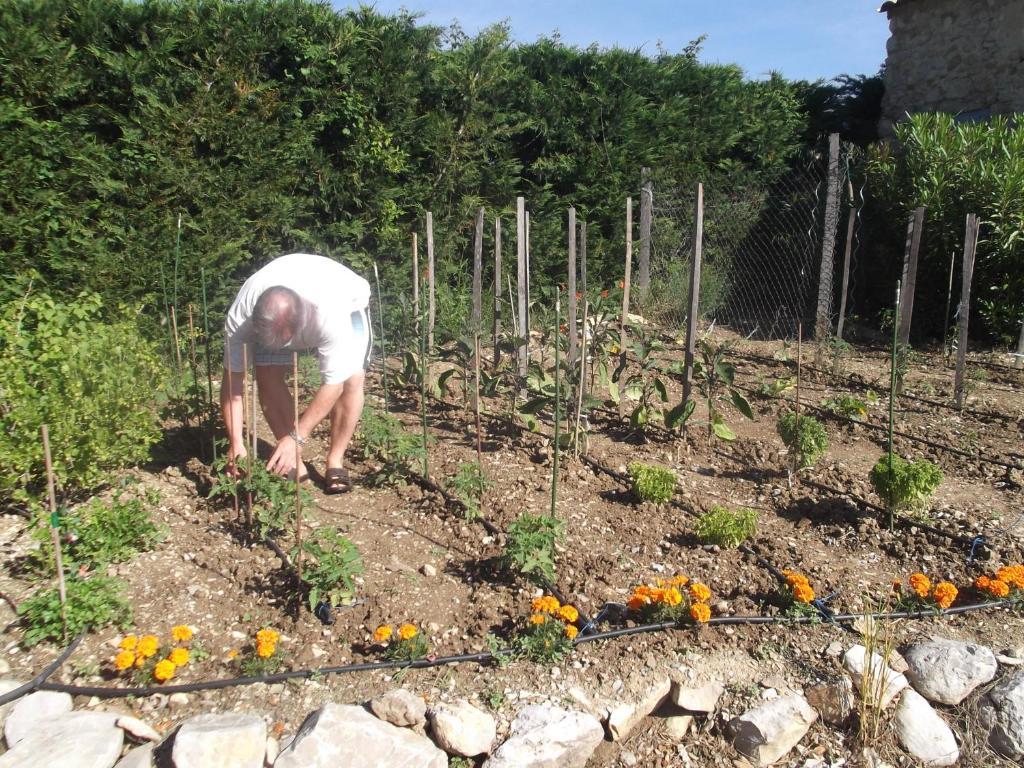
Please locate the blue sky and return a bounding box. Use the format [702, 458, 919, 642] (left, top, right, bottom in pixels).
[334, 1, 890, 82]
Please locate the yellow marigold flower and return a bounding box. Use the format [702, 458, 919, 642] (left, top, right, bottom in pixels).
[557, 605, 579, 623]
[256, 641, 276, 659]
[256, 628, 280, 646]
[168, 647, 190, 666]
[531, 596, 560, 614]
[975, 575, 992, 591]
[398, 623, 418, 641]
[171, 625, 193, 644]
[690, 603, 711, 623]
[662, 588, 683, 607]
[793, 583, 815, 604]
[114, 650, 136, 671]
[152, 659, 176, 683]
[119, 635, 138, 652]
[137, 635, 160, 659]
[988, 579, 1010, 598]
[373, 625, 393, 644]
[565, 624, 579, 639]
[688, 582, 711, 603]
[784, 571, 809, 588]
[670, 575, 689, 587]
[908, 573, 931, 598]
[529, 613, 547, 625]
[227, 649, 239, 660]
[932, 582, 958, 610]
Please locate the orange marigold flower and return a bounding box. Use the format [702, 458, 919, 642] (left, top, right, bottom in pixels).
[975, 575, 992, 591]
[531, 596, 561, 614]
[227, 649, 239, 660]
[529, 613, 547, 625]
[171, 625, 193, 644]
[557, 605, 579, 623]
[690, 603, 711, 623]
[908, 573, 931, 598]
[783, 570, 809, 588]
[600, 289, 609, 298]
[688, 582, 711, 603]
[670, 575, 689, 587]
[256, 628, 280, 646]
[793, 583, 815, 604]
[168, 647, 190, 666]
[152, 659, 176, 683]
[398, 623, 418, 640]
[996, 565, 1024, 589]
[661, 588, 683, 607]
[114, 650, 136, 671]
[565, 624, 579, 640]
[627, 596, 646, 612]
[256, 641, 276, 659]
[987, 579, 1010, 598]
[373, 625, 393, 644]
[119, 635, 138, 652]
[932, 582, 958, 610]
[137, 635, 159, 659]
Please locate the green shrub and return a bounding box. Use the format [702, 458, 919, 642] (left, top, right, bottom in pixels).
[18, 575, 133, 647]
[300, 527, 362, 611]
[447, 461, 490, 521]
[694, 506, 758, 548]
[869, 455, 943, 513]
[628, 462, 676, 503]
[503, 513, 564, 584]
[821, 395, 868, 421]
[0, 291, 164, 509]
[209, 459, 310, 540]
[776, 412, 829, 469]
[358, 406, 425, 485]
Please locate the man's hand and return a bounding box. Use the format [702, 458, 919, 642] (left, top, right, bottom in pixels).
[267, 434, 299, 477]
[226, 445, 248, 478]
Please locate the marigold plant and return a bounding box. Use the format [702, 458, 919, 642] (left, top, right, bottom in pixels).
[114, 650, 135, 671]
[119, 635, 138, 652]
[513, 595, 581, 663]
[136, 635, 159, 659]
[778, 570, 819, 618]
[373, 625, 393, 644]
[375, 621, 429, 662]
[240, 627, 284, 676]
[893, 572, 959, 611]
[168, 647, 190, 666]
[152, 659, 176, 683]
[627, 576, 711, 624]
[171, 625, 193, 644]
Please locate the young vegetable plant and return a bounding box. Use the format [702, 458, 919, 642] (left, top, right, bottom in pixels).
[777, 412, 829, 469]
[869, 454, 943, 518]
[628, 462, 676, 503]
[503, 513, 564, 584]
[611, 325, 672, 433]
[18, 575, 132, 647]
[670, 337, 754, 443]
[209, 458, 309, 539]
[436, 336, 475, 407]
[299, 527, 363, 612]
[447, 462, 490, 522]
[357, 406, 426, 486]
[821, 394, 868, 420]
[694, 506, 758, 548]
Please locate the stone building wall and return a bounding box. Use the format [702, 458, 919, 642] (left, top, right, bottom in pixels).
[880, 0, 1024, 132]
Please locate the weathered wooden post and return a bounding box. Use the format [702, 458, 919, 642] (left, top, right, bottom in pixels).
[618, 197, 633, 385]
[954, 214, 979, 408]
[638, 167, 652, 302]
[525, 211, 531, 341]
[682, 183, 704, 410]
[40, 425, 67, 639]
[472, 207, 483, 330]
[567, 206, 578, 368]
[516, 197, 528, 383]
[836, 183, 856, 340]
[426, 212, 436, 350]
[897, 206, 926, 347]
[580, 220, 588, 298]
[411, 232, 419, 329]
[493, 216, 502, 369]
[1016, 318, 1024, 370]
[814, 133, 841, 344]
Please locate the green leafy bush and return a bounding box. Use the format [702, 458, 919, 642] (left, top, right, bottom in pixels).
[628, 462, 677, 503]
[0, 291, 164, 508]
[300, 527, 362, 611]
[209, 459, 310, 539]
[776, 412, 829, 469]
[447, 462, 490, 521]
[694, 506, 758, 548]
[503, 513, 564, 584]
[869, 455, 943, 513]
[821, 395, 868, 421]
[18, 576, 133, 647]
[358, 406, 425, 485]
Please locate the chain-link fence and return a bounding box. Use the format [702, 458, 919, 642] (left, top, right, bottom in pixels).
[646, 140, 861, 341]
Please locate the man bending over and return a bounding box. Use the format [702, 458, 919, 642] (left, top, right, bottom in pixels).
[221, 253, 371, 494]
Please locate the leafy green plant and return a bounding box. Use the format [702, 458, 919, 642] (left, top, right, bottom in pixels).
[18, 576, 132, 647]
[821, 394, 868, 420]
[209, 458, 309, 539]
[756, 376, 795, 399]
[777, 412, 829, 469]
[610, 325, 672, 432]
[380, 624, 430, 662]
[822, 335, 851, 376]
[670, 337, 754, 442]
[514, 614, 574, 664]
[447, 462, 489, 521]
[299, 527, 363, 611]
[869, 454, 943, 514]
[694, 506, 758, 548]
[627, 462, 676, 503]
[357, 406, 425, 485]
[503, 513, 564, 584]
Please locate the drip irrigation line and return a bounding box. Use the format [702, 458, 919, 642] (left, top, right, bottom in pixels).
[0, 634, 83, 707]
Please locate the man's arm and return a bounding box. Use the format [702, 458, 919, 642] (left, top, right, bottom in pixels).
[220, 366, 247, 471]
[266, 381, 345, 476]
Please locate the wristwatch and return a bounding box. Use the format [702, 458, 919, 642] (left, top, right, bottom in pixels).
[289, 429, 306, 447]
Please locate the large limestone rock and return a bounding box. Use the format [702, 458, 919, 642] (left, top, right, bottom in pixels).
[727, 694, 818, 767]
[428, 699, 496, 756]
[274, 703, 446, 768]
[370, 689, 426, 728]
[3, 690, 73, 746]
[669, 680, 724, 713]
[0, 680, 25, 732]
[904, 637, 997, 705]
[843, 645, 908, 709]
[484, 704, 604, 768]
[114, 745, 154, 768]
[606, 675, 672, 741]
[893, 689, 958, 767]
[805, 678, 854, 726]
[978, 669, 1024, 761]
[0, 711, 123, 768]
[171, 712, 265, 768]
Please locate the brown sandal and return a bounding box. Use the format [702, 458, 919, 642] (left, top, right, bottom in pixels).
[324, 467, 351, 495]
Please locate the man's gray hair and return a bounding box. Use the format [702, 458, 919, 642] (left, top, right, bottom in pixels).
[252, 286, 304, 349]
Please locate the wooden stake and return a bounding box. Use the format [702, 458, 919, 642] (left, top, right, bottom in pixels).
[226, 364, 240, 519]
[574, 298, 589, 456]
[567, 207, 578, 368]
[814, 133, 841, 343]
[40, 425, 67, 640]
[580, 220, 587, 299]
[241, 344, 253, 528]
[412, 232, 419, 330]
[474, 333, 483, 466]
[942, 249, 956, 364]
[552, 288, 560, 517]
[618, 197, 633, 416]
[525, 211, 531, 342]
[954, 214, 979, 409]
[292, 352, 303, 585]
[200, 267, 216, 462]
[170, 304, 184, 401]
[638, 167, 652, 301]
[682, 183, 704, 410]
[836, 192, 856, 340]
[493, 216, 502, 370]
[472, 207, 484, 330]
[372, 263, 389, 414]
[426, 213, 435, 350]
[516, 197, 528, 384]
[897, 206, 926, 347]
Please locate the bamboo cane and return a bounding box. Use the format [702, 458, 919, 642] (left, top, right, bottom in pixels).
[574, 298, 590, 457]
[552, 289, 561, 518]
[200, 267, 216, 463]
[888, 281, 901, 532]
[293, 352, 303, 587]
[40, 425, 67, 641]
[474, 333, 483, 467]
[226, 364, 240, 520]
[373, 262, 389, 414]
[242, 344, 253, 528]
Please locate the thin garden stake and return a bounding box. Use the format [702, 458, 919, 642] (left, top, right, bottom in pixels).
[186, 305, 203, 458]
[172, 213, 182, 318]
[170, 304, 184, 394]
[792, 322, 802, 486]
[411, 233, 419, 333]
[372, 262, 389, 414]
[419, 282, 429, 479]
[552, 288, 561, 518]
[40, 425, 67, 641]
[292, 352, 303, 585]
[200, 267, 216, 462]
[474, 333, 483, 467]
[888, 280, 901, 532]
[574, 298, 589, 457]
[241, 345, 254, 528]
[942, 249, 956, 364]
[226, 365, 240, 520]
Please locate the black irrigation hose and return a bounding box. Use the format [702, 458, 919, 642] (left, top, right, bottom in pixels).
[0, 634, 84, 707]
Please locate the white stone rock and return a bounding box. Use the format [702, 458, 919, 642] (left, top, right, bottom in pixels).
[727, 694, 818, 767]
[275, 703, 446, 768]
[805, 678, 854, 726]
[4, 690, 73, 746]
[662, 714, 693, 742]
[420, 564, 437, 577]
[0, 680, 25, 732]
[904, 637, 997, 705]
[264, 737, 279, 766]
[369, 689, 426, 728]
[167, 693, 190, 710]
[114, 744, 154, 768]
[0, 711, 123, 768]
[893, 689, 959, 766]
[484, 704, 604, 768]
[669, 680, 724, 713]
[171, 712, 266, 768]
[843, 645, 907, 709]
[428, 699, 496, 756]
[606, 675, 671, 741]
[978, 669, 1024, 761]
[116, 715, 161, 743]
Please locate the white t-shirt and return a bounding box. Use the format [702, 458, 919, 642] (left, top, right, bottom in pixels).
[224, 253, 371, 384]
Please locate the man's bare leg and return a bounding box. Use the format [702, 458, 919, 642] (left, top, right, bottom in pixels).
[326, 372, 364, 471]
[254, 364, 308, 480]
